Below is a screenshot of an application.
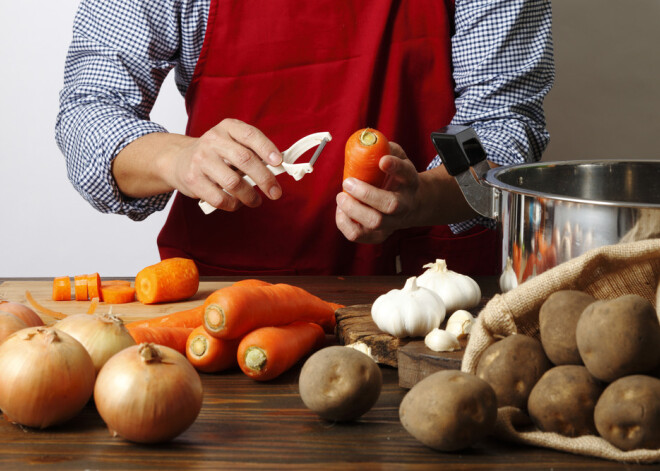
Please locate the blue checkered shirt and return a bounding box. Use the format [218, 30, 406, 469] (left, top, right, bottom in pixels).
[56, 0, 554, 233]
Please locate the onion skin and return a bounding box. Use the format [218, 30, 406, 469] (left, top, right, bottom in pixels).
[0, 302, 44, 327]
[55, 313, 136, 374]
[0, 327, 95, 429]
[94, 343, 203, 443]
[0, 312, 29, 343]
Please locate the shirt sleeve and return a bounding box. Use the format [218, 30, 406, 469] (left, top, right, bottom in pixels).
[55, 0, 182, 221]
[429, 0, 555, 233]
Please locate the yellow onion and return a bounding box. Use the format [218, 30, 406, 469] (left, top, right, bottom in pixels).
[0, 326, 95, 428]
[0, 312, 28, 343]
[55, 313, 136, 374]
[94, 343, 203, 443]
[0, 302, 44, 327]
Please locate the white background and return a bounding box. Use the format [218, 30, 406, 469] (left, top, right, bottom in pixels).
[1, 0, 658, 278]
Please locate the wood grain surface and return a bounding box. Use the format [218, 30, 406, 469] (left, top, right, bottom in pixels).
[0, 277, 646, 469]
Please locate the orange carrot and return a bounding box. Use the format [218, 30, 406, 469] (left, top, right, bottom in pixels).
[87, 273, 103, 301]
[233, 279, 272, 288]
[52, 276, 72, 301]
[25, 290, 68, 320]
[202, 283, 337, 339]
[125, 305, 204, 330]
[135, 257, 199, 305]
[74, 275, 89, 301]
[343, 128, 390, 187]
[186, 325, 240, 373]
[237, 321, 325, 381]
[127, 326, 193, 355]
[101, 285, 136, 304]
[232, 279, 344, 321]
[101, 279, 132, 288]
[87, 297, 99, 315]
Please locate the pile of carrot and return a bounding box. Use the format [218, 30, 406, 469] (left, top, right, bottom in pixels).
[50, 257, 200, 306]
[44, 264, 341, 380]
[52, 274, 136, 304]
[121, 279, 343, 381]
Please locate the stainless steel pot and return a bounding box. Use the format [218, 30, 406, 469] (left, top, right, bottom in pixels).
[431, 126, 660, 283]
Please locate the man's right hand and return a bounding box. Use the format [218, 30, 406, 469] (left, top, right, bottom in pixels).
[112, 118, 283, 211]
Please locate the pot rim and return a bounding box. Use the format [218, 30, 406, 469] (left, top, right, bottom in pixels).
[485, 159, 660, 209]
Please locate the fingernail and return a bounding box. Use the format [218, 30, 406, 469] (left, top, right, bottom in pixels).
[269, 185, 282, 200]
[342, 178, 356, 193]
[268, 151, 282, 166]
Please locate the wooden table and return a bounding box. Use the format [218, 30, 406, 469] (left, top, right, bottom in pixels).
[0, 277, 651, 470]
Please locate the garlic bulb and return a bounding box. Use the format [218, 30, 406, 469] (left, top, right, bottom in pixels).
[424, 328, 460, 352]
[416, 259, 481, 312]
[371, 277, 445, 338]
[445, 310, 475, 340]
[499, 257, 518, 293]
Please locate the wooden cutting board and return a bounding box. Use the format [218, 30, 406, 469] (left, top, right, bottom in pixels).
[0, 280, 228, 324]
[335, 303, 480, 389]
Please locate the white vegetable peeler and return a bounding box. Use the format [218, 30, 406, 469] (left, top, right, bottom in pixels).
[198, 131, 332, 215]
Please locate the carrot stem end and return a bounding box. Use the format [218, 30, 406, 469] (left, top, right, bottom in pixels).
[244, 346, 267, 372]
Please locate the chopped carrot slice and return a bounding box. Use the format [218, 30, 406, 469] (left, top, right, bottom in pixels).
[52, 276, 72, 301]
[101, 279, 132, 288]
[74, 275, 89, 301]
[101, 285, 136, 304]
[87, 273, 103, 301]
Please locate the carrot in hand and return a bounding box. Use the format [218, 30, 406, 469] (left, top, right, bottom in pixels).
[186, 325, 240, 373]
[202, 283, 337, 339]
[125, 305, 204, 330]
[135, 257, 199, 305]
[102, 285, 136, 304]
[52, 276, 72, 301]
[237, 321, 325, 381]
[343, 128, 390, 188]
[127, 325, 193, 355]
[74, 275, 89, 301]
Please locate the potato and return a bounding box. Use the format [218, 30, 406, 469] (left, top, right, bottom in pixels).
[576, 294, 660, 383]
[399, 370, 497, 452]
[298, 346, 382, 422]
[527, 365, 603, 437]
[539, 290, 595, 365]
[476, 334, 551, 409]
[594, 375, 660, 451]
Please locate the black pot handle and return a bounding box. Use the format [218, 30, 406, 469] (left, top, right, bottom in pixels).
[430, 125, 487, 176]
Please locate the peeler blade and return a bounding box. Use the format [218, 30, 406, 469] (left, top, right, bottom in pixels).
[308, 137, 330, 167]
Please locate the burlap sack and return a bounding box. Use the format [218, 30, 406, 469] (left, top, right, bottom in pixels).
[462, 238, 660, 464]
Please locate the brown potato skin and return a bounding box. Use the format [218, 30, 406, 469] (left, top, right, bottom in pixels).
[476, 334, 551, 409]
[527, 365, 603, 437]
[399, 370, 497, 452]
[594, 375, 660, 451]
[298, 346, 382, 422]
[576, 295, 660, 383]
[539, 290, 595, 365]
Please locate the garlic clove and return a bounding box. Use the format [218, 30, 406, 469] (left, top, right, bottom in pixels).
[371, 276, 445, 338]
[417, 259, 481, 312]
[445, 310, 475, 340]
[499, 257, 518, 293]
[345, 342, 374, 360]
[424, 328, 460, 352]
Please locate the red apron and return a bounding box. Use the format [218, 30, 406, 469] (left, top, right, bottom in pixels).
[157, 0, 499, 276]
